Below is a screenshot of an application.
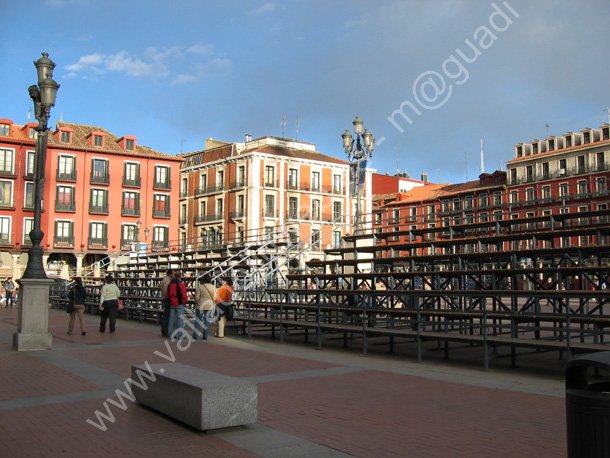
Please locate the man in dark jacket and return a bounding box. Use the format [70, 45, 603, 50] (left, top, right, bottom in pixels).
[168, 270, 187, 340]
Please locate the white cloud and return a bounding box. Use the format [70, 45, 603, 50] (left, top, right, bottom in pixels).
[171, 74, 198, 85]
[248, 2, 275, 15]
[66, 50, 169, 78]
[187, 44, 214, 56]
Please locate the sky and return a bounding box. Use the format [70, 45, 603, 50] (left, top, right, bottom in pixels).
[3, 0, 610, 184]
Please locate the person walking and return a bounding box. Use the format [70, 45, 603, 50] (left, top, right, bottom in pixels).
[67, 276, 87, 336]
[99, 274, 121, 334]
[4, 277, 15, 308]
[168, 270, 187, 340]
[193, 274, 216, 340]
[215, 278, 234, 338]
[160, 268, 174, 337]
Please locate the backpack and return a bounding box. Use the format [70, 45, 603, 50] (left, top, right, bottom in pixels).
[170, 278, 184, 304]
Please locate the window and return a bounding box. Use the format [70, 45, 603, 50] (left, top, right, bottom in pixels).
[61, 131, 71, 143]
[559, 183, 569, 198]
[123, 162, 141, 187]
[0, 217, 9, 243]
[180, 204, 187, 224]
[23, 218, 34, 245]
[216, 198, 223, 216]
[56, 185, 75, 212]
[25, 151, 35, 177]
[333, 174, 342, 194]
[125, 139, 135, 151]
[154, 165, 171, 190]
[265, 166, 275, 187]
[89, 188, 108, 214]
[333, 201, 342, 220]
[510, 191, 518, 204]
[94, 135, 103, 147]
[121, 224, 138, 247]
[217, 170, 224, 188]
[542, 186, 551, 201]
[333, 231, 342, 249]
[526, 165, 533, 182]
[181, 178, 188, 197]
[238, 166, 245, 187]
[91, 158, 109, 184]
[288, 228, 299, 245]
[0, 148, 14, 174]
[0, 181, 13, 207]
[565, 136, 572, 148]
[465, 195, 473, 209]
[89, 222, 107, 247]
[526, 188, 535, 203]
[57, 155, 76, 181]
[453, 198, 460, 211]
[597, 152, 605, 171]
[510, 168, 517, 184]
[311, 229, 321, 249]
[122, 191, 140, 216]
[288, 197, 298, 219]
[153, 194, 170, 218]
[0, 124, 9, 136]
[542, 162, 550, 179]
[237, 195, 245, 215]
[264, 195, 275, 217]
[596, 177, 607, 195]
[311, 171, 320, 192]
[577, 180, 588, 197]
[577, 155, 586, 174]
[288, 169, 298, 189]
[312, 199, 320, 220]
[54, 220, 74, 246]
[199, 200, 206, 219]
[152, 226, 169, 249]
[24, 182, 34, 209]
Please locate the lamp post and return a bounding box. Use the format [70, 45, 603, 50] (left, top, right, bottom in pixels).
[14, 53, 59, 351]
[342, 116, 375, 234]
[22, 52, 60, 279]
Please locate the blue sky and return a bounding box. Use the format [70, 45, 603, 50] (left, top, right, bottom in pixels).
[3, 0, 610, 184]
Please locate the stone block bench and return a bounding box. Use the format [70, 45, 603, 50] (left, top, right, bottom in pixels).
[131, 363, 257, 431]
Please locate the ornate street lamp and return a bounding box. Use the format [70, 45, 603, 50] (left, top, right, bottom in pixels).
[342, 116, 375, 233]
[22, 53, 60, 279]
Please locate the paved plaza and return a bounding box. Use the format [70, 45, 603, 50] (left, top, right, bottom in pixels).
[0, 306, 569, 457]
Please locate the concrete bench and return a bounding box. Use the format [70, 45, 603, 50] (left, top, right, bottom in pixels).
[131, 363, 257, 431]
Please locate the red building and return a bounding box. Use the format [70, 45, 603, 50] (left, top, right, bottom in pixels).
[0, 119, 182, 279]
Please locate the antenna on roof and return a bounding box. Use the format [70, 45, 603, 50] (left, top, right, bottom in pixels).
[60, 112, 67, 122]
[180, 138, 186, 154]
[465, 152, 468, 181]
[281, 116, 286, 138]
[395, 148, 399, 174]
[295, 116, 299, 140]
[604, 108, 610, 124]
[480, 138, 484, 174]
[437, 168, 440, 183]
[546, 123, 550, 138]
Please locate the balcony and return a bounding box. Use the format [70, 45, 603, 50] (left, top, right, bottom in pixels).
[230, 179, 245, 190]
[122, 207, 141, 217]
[153, 179, 171, 191]
[262, 209, 279, 218]
[89, 203, 109, 215]
[57, 170, 76, 182]
[151, 240, 169, 250]
[287, 181, 299, 190]
[286, 210, 299, 220]
[264, 180, 278, 188]
[54, 235, 74, 247]
[88, 237, 108, 249]
[194, 212, 224, 224]
[231, 209, 246, 220]
[195, 184, 223, 196]
[55, 202, 76, 212]
[123, 176, 141, 188]
[153, 209, 171, 219]
[120, 238, 138, 249]
[91, 171, 110, 185]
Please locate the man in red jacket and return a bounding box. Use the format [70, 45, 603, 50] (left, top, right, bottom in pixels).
[168, 270, 188, 340]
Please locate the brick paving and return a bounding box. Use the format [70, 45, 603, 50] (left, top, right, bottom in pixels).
[0, 306, 570, 457]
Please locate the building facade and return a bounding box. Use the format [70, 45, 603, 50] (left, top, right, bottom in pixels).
[0, 119, 182, 279]
[179, 136, 360, 266]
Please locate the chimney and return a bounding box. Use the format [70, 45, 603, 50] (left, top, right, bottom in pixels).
[245, 134, 252, 142]
[421, 172, 428, 182]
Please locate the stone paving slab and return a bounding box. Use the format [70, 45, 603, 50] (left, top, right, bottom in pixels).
[0, 307, 572, 457]
[258, 369, 566, 458]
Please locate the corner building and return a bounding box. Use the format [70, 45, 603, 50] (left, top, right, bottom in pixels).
[179, 136, 356, 268]
[0, 118, 183, 278]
